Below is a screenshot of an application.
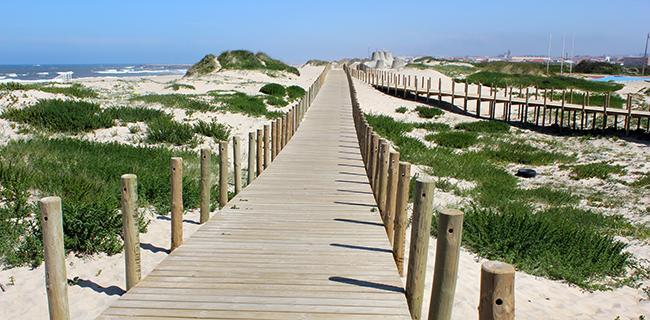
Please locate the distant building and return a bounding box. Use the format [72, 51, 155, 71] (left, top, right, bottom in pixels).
[510, 56, 549, 63]
[623, 56, 650, 67]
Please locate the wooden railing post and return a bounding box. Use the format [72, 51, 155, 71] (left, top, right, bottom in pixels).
[40, 196, 70, 320]
[428, 208, 464, 320]
[385, 151, 400, 243]
[393, 161, 411, 276]
[233, 136, 242, 194]
[121, 174, 141, 290]
[406, 177, 435, 319]
[264, 124, 270, 169]
[377, 139, 390, 216]
[479, 261, 515, 320]
[199, 148, 211, 223]
[170, 157, 183, 251]
[248, 132, 256, 184]
[219, 141, 229, 208]
[256, 129, 263, 176]
[272, 120, 278, 160]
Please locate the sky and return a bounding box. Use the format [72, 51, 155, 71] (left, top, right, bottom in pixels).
[1, 0, 649, 64]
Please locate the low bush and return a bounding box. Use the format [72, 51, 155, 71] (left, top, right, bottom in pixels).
[415, 106, 444, 119]
[265, 95, 288, 107]
[184, 54, 218, 77]
[259, 83, 286, 97]
[395, 106, 408, 113]
[2, 99, 113, 133]
[166, 83, 196, 91]
[455, 120, 510, 133]
[426, 131, 478, 148]
[103, 106, 170, 123]
[414, 122, 450, 132]
[567, 162, 626, 180]
[131, 94, 213, 111]
[0, 83, 97, 98]
[193, 120, 231, 141]
[213, 92, 283, 118]
[286, 85, 306, 100]
[146, 117, 196, 145]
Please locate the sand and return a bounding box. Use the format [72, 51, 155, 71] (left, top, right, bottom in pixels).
[0, 66, 324, 319]
[351, 70, 650, 319]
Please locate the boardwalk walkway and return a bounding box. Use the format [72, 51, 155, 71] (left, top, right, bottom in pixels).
[98, 70, 411, 319]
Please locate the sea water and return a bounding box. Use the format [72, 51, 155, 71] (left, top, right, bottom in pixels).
[0, 64, 188, 83]
[590, 75, 650, 83]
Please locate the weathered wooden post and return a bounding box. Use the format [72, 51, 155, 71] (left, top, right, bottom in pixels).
[271, 120, 277, 160]
[121, 174, 141, 290]
[170, 157, 183, 251]
[40, 196, 70, 320]
[219, 141, 229, 208]
[393, 162, 411, 276]
[406, 177, 435, 319]
[369, 133, 380, 186]
[385, 151, 400, 243]
[264, 124, 270, 169]
[463, 81, 469, 112]
[256, 129, 263, 176]
[428, 209, 464, 320]
[479, 261, 515, 320]
[248, 132, 256, 184]
[233, 136, 242, 194]
[199, 149, 211, 224]
[377, 139, 390, 215]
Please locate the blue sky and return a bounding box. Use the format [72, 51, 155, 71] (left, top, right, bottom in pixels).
[1, 0, 648, 64]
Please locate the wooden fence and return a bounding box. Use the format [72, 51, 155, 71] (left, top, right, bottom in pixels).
[344, 65, 516, 320]
[39, 65, 331, 320]
[350, 68, 650, 136]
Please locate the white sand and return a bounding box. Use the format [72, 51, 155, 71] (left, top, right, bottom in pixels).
[352, 72, 650, 319]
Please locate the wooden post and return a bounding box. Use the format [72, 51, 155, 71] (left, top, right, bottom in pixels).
[477, 84, 482, 117]
[438, 78, 442, 100]
[414, 77, 418, 101]
[219, 141, 228, 208]
[428, 209, 464, 320]
[271, 120, 277, 160]
[233, 136, 242, 194]
[170, 157, 183, 251]
[40, 196, 70, 320]
[264, 124, 270, 169]
[377, 139, 390, 215]
[463, 81, 468, 112]
[625, 94, 632, 135]
[450, 81, 455, 106]
[393, 162, 411, 276]
[385, 152, 400, 244]
[247, 132, 256, 184]
[369, 134, 380, 187]
[479, 261, 515, 320]
[199, 149, 211, 223]
[121, 174, 141, 290]
[406, 177, 435, 319]
[256, 129, 263, 176]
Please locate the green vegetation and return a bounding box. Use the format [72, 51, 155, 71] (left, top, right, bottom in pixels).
[415, 122, 451, 132]
[146, 117, 196, 145]
[217, 50, 299, 75]
[395, 106, 408, 113]
[633, 173, 650, 188]
[426, 131, 478, 148]
[304, 59, 329, 66]
[0, 82, 98, 98]
[131, 94, 213, 111]
[455, 120, 510, 133]
[415, 106, 444, 119]
[2, 100, 113, 133]
[259, 83, 286, 96]
[264, 95, 288, 107]
[286, 85, 306, 101]
[103, 106, 170, 123]
[574, 61, 623, 75]
[466, 71, 623, 92]
[547, 91, 625, 108]
[474, 61, 548, 76]
[565, 162, 626, 180]
[365, 112, 640, 288]
[0, 138, 218, 266]
[212, 92, 283, 118]
[193, 120, 231, 141]
[406, 63, 476, 78]
[166, 83, 196, 91]
[184, 54, 219, 77]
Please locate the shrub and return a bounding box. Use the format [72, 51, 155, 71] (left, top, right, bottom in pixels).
[426, 131, 478, 148]
[286, 85, 306, 100]
[130, 94, 213, 111]
[455, 120, 510, 133]
[567, 162, 626, 180]
[414, 122, 450, 132]
[213, 92, 282, 118]
[466, 71, 623, 92]
[166, 83, 196, 91]
[0, 83, 97, 98]
[2, 99, 113, 133]
[259, 83, 286, 97]
[193, 120, 231, 141]
[574, 61, 623, 75]
[217, 50, 299, 75]
[184, 54, 219, 77]
[265, 95, 288, 107]
[395, 106, 408, 113]
[103, 106, 170, 123]
[146, 117, 196, 145]
[415, 106, 444, 119]
[483, 142, 574, 165]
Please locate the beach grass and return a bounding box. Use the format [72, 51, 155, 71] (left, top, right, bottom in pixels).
[184, 54, 219, 77]
[564, 162, 626, 180]
[2, 99, 113, 133]
[146, 117, 196, 145]
[455, 120, 510, 133]
[193, 120, 231, 141]
[425, 131, 478, 148]
[212, 92, 283, 118]
[217, 50, 300, 76]
[0, 138, 220, 266]
[259, 83, 286, 97]
[286, 85, 306, 101]
[130, 94, 214, 111]
[395, 106, 408, 113]
[166, 83, 196, 91]
[466, 71, 623, 92]
[0, 82, 98, 98]
[415, 105, 444, 119]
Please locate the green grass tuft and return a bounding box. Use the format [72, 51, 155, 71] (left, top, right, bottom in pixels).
[455, 120, 510, 133]
[217, 50, 299, 75]
[483, 141, 574, 165]
[146, 117, 196, 145]
[415, 106, 444, 119]
[193, 120, 231, 141]
[395, 106, 408, 113]
[264, 95, 288, 107]
[286, 85, 306, 100]
[466, 71, 623, 92]
[259, 83, 286, 97]
[131, 94, 213, 111]
[185, 54, 219, 77]
[0, 82, 98, 98]
[2, 99, 113, 133]
[103, 106, 170, 123]
[213, 92, 283, 118]
[166, 83, 196, 91]
[426, 131, 478, 149]
[565, 162, 626, 180]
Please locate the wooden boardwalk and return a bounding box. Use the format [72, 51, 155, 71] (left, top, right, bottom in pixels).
[98, 70, 411, 319]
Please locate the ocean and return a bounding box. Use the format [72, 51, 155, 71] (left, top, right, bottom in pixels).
[0, 64, 189, 83]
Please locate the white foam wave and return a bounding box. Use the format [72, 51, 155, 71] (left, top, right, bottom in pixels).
[6, 73, 18, 77]
[37, 72, 50, 75]
[92, 68, 186, 75]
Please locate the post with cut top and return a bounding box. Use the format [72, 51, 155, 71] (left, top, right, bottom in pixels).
[256, 129, 263, 176]
[393, 161, 411, 276]
[199, 148, 211, 223]
[121, 174, 141, 290]
[428, 208, 464, 320]
[170, 157, 183, 251]
[41, 196, 70, 320]
[377, 139, 390, 215]
[406, 177, 435, 319]
[271, 120, 278, 160]
[264, 124, 270, 169]
[233, 136, 242, 194]
[479, 261, 515, 320]
[219, 141, 229, 208]
[385, 151, 400, 243]
[248, 132, 256, 184]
